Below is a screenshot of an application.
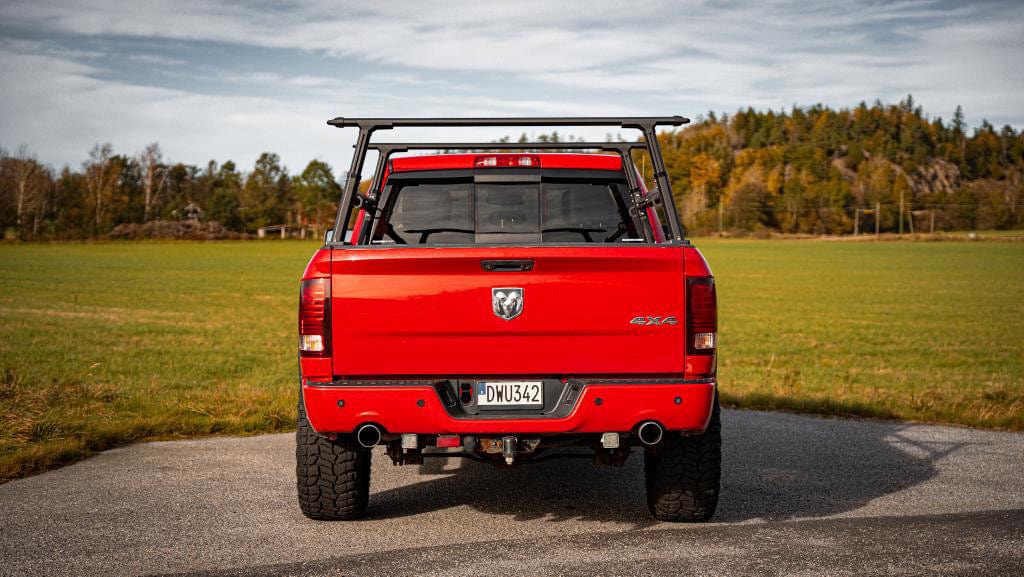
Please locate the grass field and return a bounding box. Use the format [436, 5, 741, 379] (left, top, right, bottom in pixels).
[1, 239, 1022, 482]
[705, 240, 1024, 429]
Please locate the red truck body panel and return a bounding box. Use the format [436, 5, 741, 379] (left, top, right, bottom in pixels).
[328, 246, 684, 376]
[302, 382, 715, 435]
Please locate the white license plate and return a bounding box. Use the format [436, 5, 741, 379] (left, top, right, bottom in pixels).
[477, 381, 543, 407]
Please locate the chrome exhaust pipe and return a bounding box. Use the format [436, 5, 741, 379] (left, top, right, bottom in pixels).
[356, 424, 382, 448]
[637, 421, 664, 445]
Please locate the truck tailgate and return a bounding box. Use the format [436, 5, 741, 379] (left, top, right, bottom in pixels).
[330, 246, 684, 376]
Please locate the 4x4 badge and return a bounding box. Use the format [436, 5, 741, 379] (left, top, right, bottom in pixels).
[492, 288, 524, 321]
[630, 316, 678, 326]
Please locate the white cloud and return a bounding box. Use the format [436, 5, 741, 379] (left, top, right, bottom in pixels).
[0, 45, 354, 171]
[0, 1, 664, 72]
[126, 53, 187, 66]
[1, 0, 1022, 170]
[0, 43, 634, 171]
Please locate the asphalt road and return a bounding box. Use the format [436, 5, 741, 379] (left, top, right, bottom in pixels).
[1, 410, 1022, 577]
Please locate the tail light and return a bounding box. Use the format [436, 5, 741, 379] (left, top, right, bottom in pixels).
[474, 155, 540, 168]
[686, 277, 716, 355]
[299, 278, 330, 357]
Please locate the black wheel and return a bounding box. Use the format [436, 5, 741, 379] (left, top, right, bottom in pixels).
[644, 394, 722, 522]
[296, 395, 371, 520]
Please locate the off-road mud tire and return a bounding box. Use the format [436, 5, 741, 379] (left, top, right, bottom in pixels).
[644, 394, 722, 521]
[296, 396, 371, 520]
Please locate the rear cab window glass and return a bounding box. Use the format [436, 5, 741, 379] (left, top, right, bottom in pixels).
[542, 182, 626, 243]
[476, 183, 540, 243]
[370, 169, 649, 245]
[389, 183, 473, 244]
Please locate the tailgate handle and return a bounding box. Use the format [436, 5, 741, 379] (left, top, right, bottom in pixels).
[481, 260, 534, 272]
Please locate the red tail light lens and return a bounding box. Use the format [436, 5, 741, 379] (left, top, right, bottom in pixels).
[474, 155, 540, 168]
[299, 278, 330, 357]
[687, 277, 717, 355]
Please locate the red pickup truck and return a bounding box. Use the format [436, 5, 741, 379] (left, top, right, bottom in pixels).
[297, 117, 720, 522]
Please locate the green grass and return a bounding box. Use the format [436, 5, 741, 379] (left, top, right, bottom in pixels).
[0, 241, 307, 482]
[697, 239, 1024, 429]
[1, 239, 1022, 482]
[946, 229, 1024, 238]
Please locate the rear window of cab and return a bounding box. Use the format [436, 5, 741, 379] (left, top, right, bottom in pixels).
[367, 171, 651, 245]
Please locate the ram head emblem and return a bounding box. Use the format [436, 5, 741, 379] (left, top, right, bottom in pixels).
[492, 288, 524, 321]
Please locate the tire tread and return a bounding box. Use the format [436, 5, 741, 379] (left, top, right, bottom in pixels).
[296, 397, 370, 520]
[644, 396, 722, 522]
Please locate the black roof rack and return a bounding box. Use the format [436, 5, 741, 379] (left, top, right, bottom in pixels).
[327, 116, 689, 130]
[327, 117, 690, 244]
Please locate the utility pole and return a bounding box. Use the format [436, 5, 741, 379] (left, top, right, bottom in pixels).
[854, 208, 860, 236]
[930, 209, 935, 234]
[898, 189, 904, 235]
[718, 202, 723, 235]
[875, 202, 881, 236]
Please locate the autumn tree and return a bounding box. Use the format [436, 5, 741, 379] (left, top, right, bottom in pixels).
[2, 145, 53, 238]
[137, 143, 167, 222]
[82, 143, 120, 232]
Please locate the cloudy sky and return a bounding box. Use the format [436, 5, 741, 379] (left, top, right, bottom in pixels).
[1, 0, 1022, 173]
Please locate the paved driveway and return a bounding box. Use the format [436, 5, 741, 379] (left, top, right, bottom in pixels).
[1, 410, 1022, 576]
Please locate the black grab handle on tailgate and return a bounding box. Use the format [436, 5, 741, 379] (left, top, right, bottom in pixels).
[481, 260, 534, 272]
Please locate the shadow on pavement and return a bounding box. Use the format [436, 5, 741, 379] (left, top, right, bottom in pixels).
[365, 449, 656, 526]
[712, 410, 969, 522]
[364, 410, 973, 525]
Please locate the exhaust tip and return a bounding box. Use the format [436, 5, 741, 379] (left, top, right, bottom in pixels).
[356, 423, 382, 448]
[637, 421, 664, 445]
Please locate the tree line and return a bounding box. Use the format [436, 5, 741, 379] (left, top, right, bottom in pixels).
[0, 144, 340, 240]
[1, 96, 1022, 240]
[656, 96, 1023, 234]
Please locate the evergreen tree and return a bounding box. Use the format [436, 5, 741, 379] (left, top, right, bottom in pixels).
[293, 159, 341, 237]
